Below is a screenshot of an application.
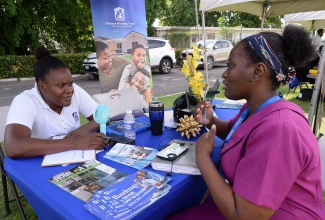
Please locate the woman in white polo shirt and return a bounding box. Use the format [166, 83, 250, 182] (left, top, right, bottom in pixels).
[4, 47, 108, 158]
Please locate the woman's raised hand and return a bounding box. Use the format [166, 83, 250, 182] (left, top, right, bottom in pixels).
[194, 101, 214, 127]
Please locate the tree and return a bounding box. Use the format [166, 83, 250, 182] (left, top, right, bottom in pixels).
[0, 0, 42, 55]
[216, 11, 282, 28]
[145, 0, 167, 36]
[0, 0, 167, 55]
[39, 0, 94, 53]
[160, 0, 281, 28]
[0, 0, 282, 56]
[161, 0, 196, 26]
[0, 0, 94, 55]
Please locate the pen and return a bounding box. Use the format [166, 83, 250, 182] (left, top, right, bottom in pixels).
[203, 108, 207, 121]
[203, 83, 210, 122]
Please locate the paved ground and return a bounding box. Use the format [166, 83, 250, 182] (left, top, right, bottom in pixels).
[0, 66, 227, 107]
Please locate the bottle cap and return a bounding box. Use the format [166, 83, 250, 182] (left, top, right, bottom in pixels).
[126, 110, 132, 114]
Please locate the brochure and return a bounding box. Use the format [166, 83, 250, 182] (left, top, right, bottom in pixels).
[214, 99, 246, 109]
[84, 169, 171, 220]
[104, 143, 158, 169]
[49, 159, 128, 202]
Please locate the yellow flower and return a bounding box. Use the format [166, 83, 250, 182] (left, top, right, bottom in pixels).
[192, 59, 199, 71]
[181, 45, 205, 102]
[181, 60, 190, 77]
[192, 45, 201, 60]
[193, 71, 203, 81]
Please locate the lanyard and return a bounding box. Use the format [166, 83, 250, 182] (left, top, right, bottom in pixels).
[223, 95, 282, 146]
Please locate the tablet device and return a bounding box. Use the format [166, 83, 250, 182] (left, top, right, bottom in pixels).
[107, 118, 151, 136]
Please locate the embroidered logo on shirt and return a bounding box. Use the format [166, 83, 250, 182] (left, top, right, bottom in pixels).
[72, 112, 79, 122]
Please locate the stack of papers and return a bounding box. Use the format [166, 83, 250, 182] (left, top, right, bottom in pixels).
[104, 144, 158, 169]
[42, 150, 96, 167]
[214, 99, 246, 109]
[42, 135, 96, 167]
[84, 169, 171, 220]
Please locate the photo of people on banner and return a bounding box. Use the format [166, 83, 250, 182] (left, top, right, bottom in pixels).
[90, 0, 153, 108]
[95, 40, 153, 106]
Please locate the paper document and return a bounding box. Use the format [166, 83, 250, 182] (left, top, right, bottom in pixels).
[214, 99, 246, 109]
[42, 150, 96, 167]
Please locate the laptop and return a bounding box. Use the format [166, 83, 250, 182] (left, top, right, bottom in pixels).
[92, 87, 147, 119]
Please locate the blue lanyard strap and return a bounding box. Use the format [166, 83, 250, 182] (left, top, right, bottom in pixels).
[223, 95, 282, 146]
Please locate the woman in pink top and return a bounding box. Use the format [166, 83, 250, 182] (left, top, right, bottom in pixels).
[167, 25, 325, 219]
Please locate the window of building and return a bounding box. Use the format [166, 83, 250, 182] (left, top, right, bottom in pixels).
[116, 43, 122, 53]
[192, 34, 197, 42]
[207, 33, 215, 39]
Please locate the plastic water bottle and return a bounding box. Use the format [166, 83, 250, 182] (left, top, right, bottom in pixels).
[124, 110, 136, 140]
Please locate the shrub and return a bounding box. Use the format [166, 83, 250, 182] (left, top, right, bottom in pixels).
[0, 52, 91, 79]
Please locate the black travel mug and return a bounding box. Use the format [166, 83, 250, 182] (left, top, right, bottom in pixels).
[149, 101, 164, 136]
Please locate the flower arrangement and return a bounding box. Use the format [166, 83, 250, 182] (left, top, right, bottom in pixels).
[181, 45, 205, 103]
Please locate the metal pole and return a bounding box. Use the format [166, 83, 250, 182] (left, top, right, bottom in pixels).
[261, 9, 266, 30]
[194, 0, 200, 41]
[202, 11, 208, 86]
[308, 41, 325, 134]
[261, 1, 269, 31]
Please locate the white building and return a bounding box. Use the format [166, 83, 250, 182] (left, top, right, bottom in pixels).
[154, 26, 283, 48]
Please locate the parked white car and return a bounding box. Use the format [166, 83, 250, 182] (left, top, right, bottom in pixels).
[83, 38, 176, 77]
[147, 38, 176, 74]
[180, 39, 233, 70]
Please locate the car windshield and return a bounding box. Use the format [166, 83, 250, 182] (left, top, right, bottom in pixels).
[196, 40, 215, 48]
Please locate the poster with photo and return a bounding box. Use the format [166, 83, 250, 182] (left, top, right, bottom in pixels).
[90, 0, 153, 107]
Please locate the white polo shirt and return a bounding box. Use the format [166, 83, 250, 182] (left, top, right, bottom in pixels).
[312, 35, 323, 51]
[6, 83, 98, 139]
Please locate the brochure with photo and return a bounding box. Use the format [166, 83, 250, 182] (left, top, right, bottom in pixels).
[84, 169, 171, 220]
[49, 160, 128, 202]
[104, 143, 157, 169]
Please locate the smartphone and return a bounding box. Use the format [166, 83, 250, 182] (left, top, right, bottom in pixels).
[157, 143, 189, 161]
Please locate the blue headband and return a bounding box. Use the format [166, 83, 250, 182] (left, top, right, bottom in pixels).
[246, 34, 294, 85]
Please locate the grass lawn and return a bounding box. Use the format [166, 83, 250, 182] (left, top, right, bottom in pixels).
[1, 84, 324, 219]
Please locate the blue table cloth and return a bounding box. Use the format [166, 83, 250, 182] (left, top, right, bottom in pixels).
[5, 102, 239, 220]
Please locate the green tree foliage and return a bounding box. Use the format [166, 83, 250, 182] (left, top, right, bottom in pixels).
[145, 0, 167, 36]
[160, 0, 281, 28]
[0, 0, 41, 55]
[217, 11, 282, 28]
[0, 0, 167, 55]
[0, 0, 282, 56]
[161, 0, 198, 26]
[39, 0, 94, 53]
[0, 0, 94, 55]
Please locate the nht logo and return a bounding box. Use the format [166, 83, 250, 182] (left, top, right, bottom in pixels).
[114, 7, 125, 21]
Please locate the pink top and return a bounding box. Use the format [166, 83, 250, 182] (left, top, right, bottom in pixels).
[221, 100, 325, 219]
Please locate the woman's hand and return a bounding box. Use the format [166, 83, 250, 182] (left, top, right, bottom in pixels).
[194, 101, 214, 127]
[195, 124, 216, 167]
[68, 133, 108, 151]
